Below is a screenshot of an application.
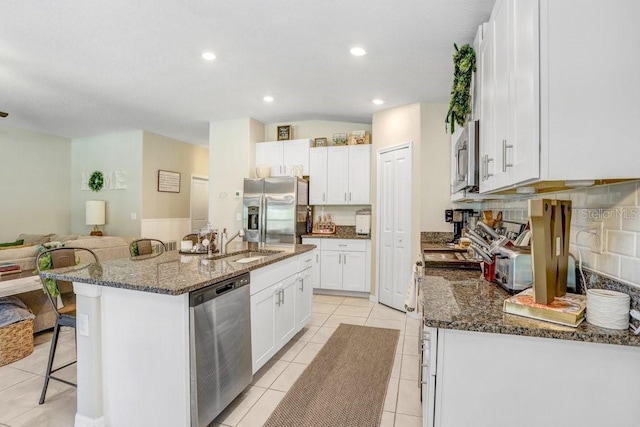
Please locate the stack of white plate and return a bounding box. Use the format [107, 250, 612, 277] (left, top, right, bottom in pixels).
[586, 289, 630, 330]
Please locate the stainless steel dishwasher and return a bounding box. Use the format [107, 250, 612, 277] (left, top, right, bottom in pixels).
[189, 272, 252, 426]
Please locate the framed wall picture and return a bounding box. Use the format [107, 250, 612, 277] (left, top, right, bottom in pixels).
[158, 170, 181, 193]
[277, 125, 292, 141]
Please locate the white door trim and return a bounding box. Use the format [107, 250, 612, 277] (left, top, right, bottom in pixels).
[378, 141, 412, 155]
[375, 141, 413, 309]
[190, 174, 209, 233]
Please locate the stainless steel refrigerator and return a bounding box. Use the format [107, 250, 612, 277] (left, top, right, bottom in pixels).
[243, 177, 308, 245]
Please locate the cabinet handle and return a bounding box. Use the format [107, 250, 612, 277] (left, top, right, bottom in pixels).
[502, 140, 513, 172]
[343, 253, 347, 264]
[283, 165, 287, 174]
[344, 193, 347, 201]
[276, 288, 281, 306]
[486, 155, 494, 178]
[323, 193, 326, 202]
[281, 288, 285, 304]
[481, 155, 486, 181]
[316, 253, 319, 262]
[349, 192, 352, 202]
[300, 277, 304, 291]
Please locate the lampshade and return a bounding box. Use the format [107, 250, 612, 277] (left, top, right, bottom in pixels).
[86, 200, 106, 226]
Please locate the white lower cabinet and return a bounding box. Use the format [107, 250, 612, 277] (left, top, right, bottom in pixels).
[302, 238, 371, 293]
[250, 253, 315, 373]
[422, 327, 640, 427]
[250, 285, 278, 371]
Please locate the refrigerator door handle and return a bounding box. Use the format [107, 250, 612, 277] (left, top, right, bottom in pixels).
[260, 193, 266, 246]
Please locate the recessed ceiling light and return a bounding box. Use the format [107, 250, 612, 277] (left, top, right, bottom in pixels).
[201, 51, 216, 61]
[372, 99, 385, 105]
[263, 96, 274, 103]
[350, 47, 367, 57]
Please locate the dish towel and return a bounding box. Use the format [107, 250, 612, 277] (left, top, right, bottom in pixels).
[404, 263, 420, 312]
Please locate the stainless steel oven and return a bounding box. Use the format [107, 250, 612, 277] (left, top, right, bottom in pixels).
[452, 120, 480, 193]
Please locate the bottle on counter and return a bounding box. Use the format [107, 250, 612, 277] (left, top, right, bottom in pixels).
[305, 206, 313, 233]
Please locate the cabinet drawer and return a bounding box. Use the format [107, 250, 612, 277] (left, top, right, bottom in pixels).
[297, 252, 314, 271]
[321, 239, 366, 252]
[250, 257, 298, 295]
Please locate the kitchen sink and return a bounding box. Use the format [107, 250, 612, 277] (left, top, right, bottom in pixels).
[206, 249, 283, 262]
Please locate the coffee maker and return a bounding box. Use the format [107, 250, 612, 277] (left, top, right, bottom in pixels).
[445, 209, 477, 243]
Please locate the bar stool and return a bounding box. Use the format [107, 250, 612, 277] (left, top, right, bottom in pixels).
[129, 238, 167, 256]
[35, 247, 99, 404]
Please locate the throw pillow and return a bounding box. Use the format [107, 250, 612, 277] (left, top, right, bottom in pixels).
[0, 239, 24, 248]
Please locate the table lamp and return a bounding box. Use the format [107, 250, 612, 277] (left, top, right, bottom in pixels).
[86, 200, 106, 236]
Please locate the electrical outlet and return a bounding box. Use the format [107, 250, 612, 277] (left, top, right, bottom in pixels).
[591, 221, 605, 254]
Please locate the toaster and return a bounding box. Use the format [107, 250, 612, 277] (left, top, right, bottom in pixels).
[494, 247, 576, 293]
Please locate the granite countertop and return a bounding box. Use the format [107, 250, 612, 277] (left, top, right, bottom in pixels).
[422, 267, 640, 347]
[302, 225, 370, 240]
[40, 244, 316, 296]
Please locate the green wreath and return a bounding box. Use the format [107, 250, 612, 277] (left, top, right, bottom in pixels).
[88, 171, 104, 192]
[445, 43, 476, 134]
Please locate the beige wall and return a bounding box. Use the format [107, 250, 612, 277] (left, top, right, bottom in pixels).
[209, 118, 264, 233]
[371, 103, 423, 294]
[71, 131, 143, 237]
[420, 104, 453, 232]
[264, 120, 371, 143]
[142, 131, 208, 219]
[0, 123, 72, 241]
[370, 103, 453, 294]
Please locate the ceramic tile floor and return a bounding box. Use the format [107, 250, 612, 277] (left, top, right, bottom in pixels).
[0, 295, 422, 427]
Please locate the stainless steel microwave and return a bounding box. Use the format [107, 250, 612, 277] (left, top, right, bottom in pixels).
[452, 120, 480, 193]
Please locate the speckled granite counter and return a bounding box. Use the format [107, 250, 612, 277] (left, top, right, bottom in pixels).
[40, 244, 316, 296]
[302, 225, 370, 240]
[422, 267, 640, 347]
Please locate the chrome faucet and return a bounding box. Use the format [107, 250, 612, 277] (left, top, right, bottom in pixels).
[225, 229, 245, 254]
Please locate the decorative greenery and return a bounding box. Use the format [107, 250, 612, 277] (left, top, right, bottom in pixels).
[446, 43, 476, 134]
[130, 241, 139, 257]
[36, 245, 79, 298]
[88, 170, 104, 192]
[37, 253, 60, 297]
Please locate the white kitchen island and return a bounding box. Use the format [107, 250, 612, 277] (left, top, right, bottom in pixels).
[42, 245, 316, 427]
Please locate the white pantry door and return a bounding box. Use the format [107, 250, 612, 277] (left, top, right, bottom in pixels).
[377, 143, 412, 311]
[190, 176, 209, 232]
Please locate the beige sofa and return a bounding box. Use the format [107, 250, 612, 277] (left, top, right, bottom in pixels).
[0, 233, 133, 332]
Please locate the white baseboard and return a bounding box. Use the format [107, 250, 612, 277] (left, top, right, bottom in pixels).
[75, 413, 105, 427]
[312, 289, 370, 299]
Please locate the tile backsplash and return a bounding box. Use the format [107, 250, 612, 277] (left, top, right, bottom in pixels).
[457, 180, 640, 290]
[310, 205, 370, 226]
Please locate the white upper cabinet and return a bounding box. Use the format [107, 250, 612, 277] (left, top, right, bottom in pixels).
[480, 0, 538, 192]
[479, 0, 640, 193]
[347, 145, 371, 204]
[309, 147, 328, 204]
[310, 145, 371, 205]
[326, 147, 349, 204]
[255, 138, 311, 177]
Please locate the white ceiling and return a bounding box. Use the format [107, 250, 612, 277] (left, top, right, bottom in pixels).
[0, 0, 494, 146]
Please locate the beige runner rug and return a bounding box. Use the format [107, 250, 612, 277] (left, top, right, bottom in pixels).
[264, 323, 400, 427]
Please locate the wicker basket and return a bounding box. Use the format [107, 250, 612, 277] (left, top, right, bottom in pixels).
[0, 318, 34, 366]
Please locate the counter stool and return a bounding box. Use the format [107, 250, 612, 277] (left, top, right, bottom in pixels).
[35, 247, 99, 404]
[130, 238, 166, 257]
